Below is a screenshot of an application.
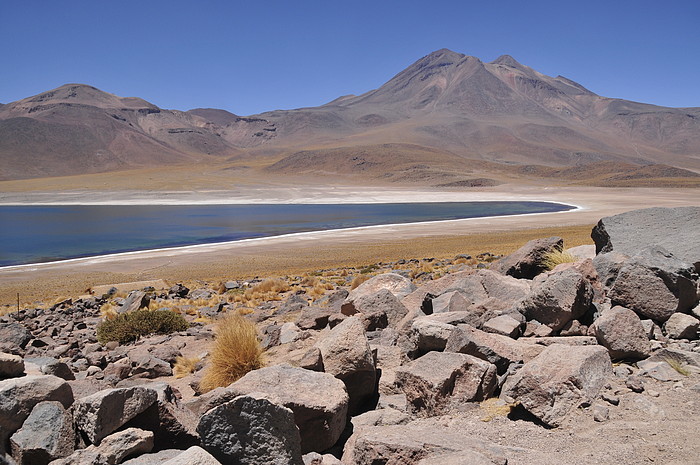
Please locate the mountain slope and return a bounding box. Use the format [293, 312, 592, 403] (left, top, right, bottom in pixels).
[1, 50, 699, 182]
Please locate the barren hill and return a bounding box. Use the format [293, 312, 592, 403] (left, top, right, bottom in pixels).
[2, 50, 700, 185]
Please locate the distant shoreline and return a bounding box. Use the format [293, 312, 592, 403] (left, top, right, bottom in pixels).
[0, 200, 577, 270]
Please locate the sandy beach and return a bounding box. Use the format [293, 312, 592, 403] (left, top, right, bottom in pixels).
[1, 184, 697, 305]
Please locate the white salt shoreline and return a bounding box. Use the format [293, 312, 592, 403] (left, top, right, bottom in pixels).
[0, 201, 579, 272]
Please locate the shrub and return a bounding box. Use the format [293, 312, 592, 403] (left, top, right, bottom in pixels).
[541, 249, 578, 271]
[96, 309, 189, 344]
[199, 314, 264, 393]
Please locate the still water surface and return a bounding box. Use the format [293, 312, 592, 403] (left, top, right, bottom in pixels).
[0, 202, 573, 266]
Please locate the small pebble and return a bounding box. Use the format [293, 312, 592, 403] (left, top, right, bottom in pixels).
[593, 404, 610, 422]
[602, 392, 620, 406]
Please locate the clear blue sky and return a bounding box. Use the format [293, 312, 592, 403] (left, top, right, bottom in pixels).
[1, 0, 698, 115]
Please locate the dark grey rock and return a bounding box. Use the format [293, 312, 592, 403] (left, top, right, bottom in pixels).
[609, 246, 698, 322]
[517, 268, 593, 331]
[490, 236, 563, 279]
[10, 401, 74, 465]
[197, 395, 303, 465]
[591, 206, 700, 272]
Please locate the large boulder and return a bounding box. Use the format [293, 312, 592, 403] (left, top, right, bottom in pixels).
[501, 344, 612, 427]
[123, 383, 199, 451]
[395, 352, 496, 415]
[591, 206, 700, 272]
[0, 353, 24, 379]
[490, 236, 563, 279]
[342, 289, 408, 330]
[72, 386, 158, 445]
[9, 401, 74, 465]
[0, 375, 73, 449]
[48, 428, 153, 465]
[516, 268, 593, 331]
[609, 247, 698, 321]
[402, 270, 530, 329]
[190, 365, 348, 454]
[197, 395, 303, 465]
[341, 419, 508, 465]
[316, 317, 376, 415]
[444, 324, 525, 374]
[410, 318, 455, 353]
[663, 313, 699, 339]
[342, 273, 416, 314]
[0, 323, 32, 355]
[590, 306, 651, 360]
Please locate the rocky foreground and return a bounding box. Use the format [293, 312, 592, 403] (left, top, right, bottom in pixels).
[1, 206, 699, 465]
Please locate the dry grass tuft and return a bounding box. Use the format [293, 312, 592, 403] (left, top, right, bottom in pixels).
[100, 302, 118, 320]
[480, 398, 516, 422]
[350, 275, 370, 290]
[665, 358, 691, 376]
[199, 314, 264, 393]
[541, 249, 578, 271]
[173, 356, 200, 379]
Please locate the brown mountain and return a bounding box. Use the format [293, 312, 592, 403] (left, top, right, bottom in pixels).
[1, 49, 699, 183]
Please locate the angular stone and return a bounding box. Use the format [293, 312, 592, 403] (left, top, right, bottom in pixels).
[0, 353, 24, 379]
[410, 318, 455, 353]
[591, 206, 700, 272]
[517, 268, 593, 331]
[297, 308, 333, 330]
[277, 294, 308, 315]
[567, 244, 596, 260]
[636, 360, 685, 382]
[0, 375, 73, 447]
[73, 386, 158, 445]
[590, 306, 651, 360]
[609, 247, 698, 321]
[663, 313, 699, 339]
[490, 236, 563, 279]
[0, 323, 32, 354]
[119, 290, 150, 314]
[24, 357, 75, 381]
[303, 452, 343, 465]
[341, 419, 508, 465]
[343, 289, 408, 330]
[121, 449, 182, 465]
[161, 446, 221, 465]
[49, 428, 154, 465]
[482, 315, 521, 338]
[501, 344, 612, 427]
[648, 348, 700, 368]
[197, 395, 303, 465]
[395, 352, 496, 415]
[10, 401, 74, 465]
[130, 356, 173, 378]
[431, 291, 469, 314]
[190, 365, 348, 454]
[316, 316, 376, 415]
[123, 383, 198, 451]
[343, 273, 417, 315]
[445, 324, 524, 374]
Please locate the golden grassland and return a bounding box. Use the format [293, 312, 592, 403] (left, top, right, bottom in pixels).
[1, 224, 594, 306]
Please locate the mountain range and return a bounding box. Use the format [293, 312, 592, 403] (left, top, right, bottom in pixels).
[1, 48, 699, 186]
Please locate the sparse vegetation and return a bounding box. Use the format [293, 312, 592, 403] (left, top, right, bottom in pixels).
[173, 356, 200, 379]
[665, 357, 691, 376]
[350, 274, 370, 290]
[199, 314, 265, 393]
[96, 309, 189, 344]
[541, 249, 578, 271]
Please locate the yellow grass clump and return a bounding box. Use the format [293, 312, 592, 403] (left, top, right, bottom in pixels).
[173, 356, 200, 379]
[199, 314, 264, 393]
[541, 249, 578, 271]
[350, 275, 370, 290]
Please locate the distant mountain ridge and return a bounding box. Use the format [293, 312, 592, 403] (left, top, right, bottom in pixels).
[1, 49, 699, 182]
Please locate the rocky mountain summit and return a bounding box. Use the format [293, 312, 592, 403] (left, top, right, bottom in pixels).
[1, 206, 699, 464]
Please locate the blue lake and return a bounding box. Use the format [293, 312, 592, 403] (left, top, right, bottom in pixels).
[0, 202, 574, 266]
